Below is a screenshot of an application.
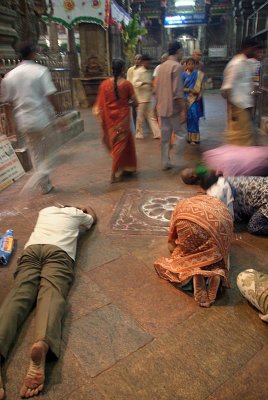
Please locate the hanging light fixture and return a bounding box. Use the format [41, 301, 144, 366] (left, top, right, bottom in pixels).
[175, 1, 195, 6]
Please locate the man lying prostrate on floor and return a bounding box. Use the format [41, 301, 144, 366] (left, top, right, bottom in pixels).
[237, 269, 268, 322]
[181, 145, 268, 184]
[0, 204, 97, 399]
[199, 174, 268, 236]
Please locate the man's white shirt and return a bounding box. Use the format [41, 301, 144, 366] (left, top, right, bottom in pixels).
[207, 177, 234, 217]
[221, 54, 254, 109]
[25, 207, 94, 260]
[1, 61, 57, 131]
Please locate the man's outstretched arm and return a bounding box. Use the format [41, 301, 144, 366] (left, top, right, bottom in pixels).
[82, 206, 97, 226]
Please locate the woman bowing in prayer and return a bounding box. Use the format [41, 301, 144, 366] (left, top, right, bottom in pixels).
[182, 58, 205, 145]
[154, 195, 233, 307]
[200, 174, 268, 235]
[93, 59, 137, 183]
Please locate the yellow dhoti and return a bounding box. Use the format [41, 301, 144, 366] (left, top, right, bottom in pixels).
[226, 102, 254, 146]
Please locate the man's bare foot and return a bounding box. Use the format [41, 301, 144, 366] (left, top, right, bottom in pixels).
[0, 356, 4, 400]
[20, 341, 49, 398]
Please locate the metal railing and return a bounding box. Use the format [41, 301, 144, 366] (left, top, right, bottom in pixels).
[141, 46, 162, 62]
[245, 1, 268, 38]
[48, 67, 73, 116]
[39, 58, 73, 116]
[0, 59, 19, 76]
[0, 103, 16, 137]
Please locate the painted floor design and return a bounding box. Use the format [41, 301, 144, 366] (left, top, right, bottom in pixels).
[110, 189, 194, 235]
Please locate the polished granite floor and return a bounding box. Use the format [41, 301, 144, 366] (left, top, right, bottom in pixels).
[0, 93, 267, 399]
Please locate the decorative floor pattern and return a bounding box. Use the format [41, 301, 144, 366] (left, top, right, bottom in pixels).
[110, 189, 193, 235]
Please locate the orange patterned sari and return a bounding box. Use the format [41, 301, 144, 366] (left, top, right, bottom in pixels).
[93, 78, 137, 177]
[154, 195, 233, 306]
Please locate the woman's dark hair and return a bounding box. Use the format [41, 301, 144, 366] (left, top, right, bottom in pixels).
[112, 58, 125, 100]
[186, 57, 196, 65]
[199, 171, 219, 191]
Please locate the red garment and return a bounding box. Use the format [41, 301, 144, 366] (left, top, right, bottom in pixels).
[94, 78, 137, 175]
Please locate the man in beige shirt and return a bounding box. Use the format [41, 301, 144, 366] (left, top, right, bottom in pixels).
[155, 41, 186, 170]
[126, 54, 142, 83]
[127, 54, 142, 128]
[133, 54, 161, 139]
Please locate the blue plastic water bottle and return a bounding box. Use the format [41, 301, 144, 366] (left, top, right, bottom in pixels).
[0, 229, 14, 265]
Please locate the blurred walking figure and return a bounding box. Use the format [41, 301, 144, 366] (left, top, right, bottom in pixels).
[202, 145, 268, 176]
[155, 41, 186, 170]
[221, 38, 260, 145]
[0, 42, 57, 194]
[180, 145, 268, 185]
[127, 54, 142, 128]
[93, 59, 137, 183]
[182, 58, 205, 144]
[248, 44, 265, 123]
[133, 54, 161, 139]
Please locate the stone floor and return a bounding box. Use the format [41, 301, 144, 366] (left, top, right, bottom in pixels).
[0, 93, 267, 400]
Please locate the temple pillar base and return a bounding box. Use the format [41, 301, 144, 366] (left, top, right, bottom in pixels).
[0, 6, 18, 60]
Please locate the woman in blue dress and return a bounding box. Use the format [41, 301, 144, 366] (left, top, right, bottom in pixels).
[182, 58, 205, 144]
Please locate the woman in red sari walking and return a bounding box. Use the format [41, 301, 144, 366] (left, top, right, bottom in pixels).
[93, 59, 137, 183]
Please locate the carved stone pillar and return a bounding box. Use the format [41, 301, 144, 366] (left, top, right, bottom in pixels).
[230, 15, 237, 56]
[110, 25, 122, 60]
[48, 22, 59, 56]
[67, 28, 80, 78]
[161, 25, 168, 51]
[198, 26, 206, 52]
[0, 6, 18, 60]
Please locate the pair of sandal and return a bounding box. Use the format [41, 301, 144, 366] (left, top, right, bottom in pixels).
[193, 275, 221, 307]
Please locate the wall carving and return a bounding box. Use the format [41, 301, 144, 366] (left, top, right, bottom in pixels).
[84, 55, 104, 77]
[79, 23, 107, 78]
